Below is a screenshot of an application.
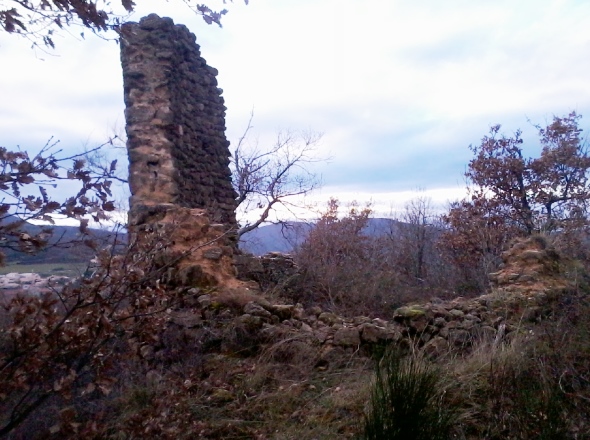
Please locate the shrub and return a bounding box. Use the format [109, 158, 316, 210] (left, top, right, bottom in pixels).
[361, 349, 458, 440]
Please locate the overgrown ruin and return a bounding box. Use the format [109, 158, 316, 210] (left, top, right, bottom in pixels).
[3, 13, 589, 438]
[120, 14, 241, 288]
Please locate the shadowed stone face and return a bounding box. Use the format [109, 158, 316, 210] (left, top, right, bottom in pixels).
[120, 13, 237, 227]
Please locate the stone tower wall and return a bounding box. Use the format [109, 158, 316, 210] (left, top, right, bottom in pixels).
[119, 14, 242, 289]
[120, 14, 237, 227]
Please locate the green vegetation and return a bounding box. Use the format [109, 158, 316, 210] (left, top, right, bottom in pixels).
[361, 350, 457, 440]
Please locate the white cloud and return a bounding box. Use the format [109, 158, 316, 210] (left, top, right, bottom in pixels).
[2, 0, 590, 221]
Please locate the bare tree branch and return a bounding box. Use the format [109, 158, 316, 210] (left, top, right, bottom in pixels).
[231, 113, 325, 238]
[0, 137, 119, 263]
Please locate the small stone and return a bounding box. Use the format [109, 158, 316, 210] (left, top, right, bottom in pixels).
[449, 309, 464, 318]
[300, 323, 313, 332]
[353, 316, 371, 325]
[372, 318, 389, 327]
[268, 304, 294, 320]
[238, 314, 262, 330]
[433, 317, 447, 327]
[309, 306, 323, 316]
[293, 303, 305, 320]
[203, 247, 223, 260]
[423, 337, 448, 359]
[464, 313, 481, 322]
[333, 327, 360, 347]
[243, 301, 271, 318]
[409, 316, 429, 334]
[197, 294, 212, 308]
[313, 327, 331, 343]
[140, 344, 154, 359]
[394, 306, 426, 319]
[318, 312, 342, 325]
[460, 319, 475, 330]
[431, 307, 451, 319]
[360, 324, 386, 343]
[188, 287, 201, 295]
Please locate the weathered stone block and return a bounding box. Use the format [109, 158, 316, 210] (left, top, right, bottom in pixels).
[333, 327, 361, 347]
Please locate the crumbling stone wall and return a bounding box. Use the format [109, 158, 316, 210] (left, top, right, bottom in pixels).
[120, 14, 240, 288]
[214, 237, 572, 360]
[120, 14, 237, 227]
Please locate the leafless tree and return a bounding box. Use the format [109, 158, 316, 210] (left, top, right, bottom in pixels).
[397, 196, 437, 281]
[232, 113, 324, 238]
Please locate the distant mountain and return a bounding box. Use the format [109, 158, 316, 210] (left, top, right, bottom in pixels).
[239, 222, 312, 255]
[1, 217, 406, 264]
[239, 218, 404, 255]
[0, 218, 124, 266]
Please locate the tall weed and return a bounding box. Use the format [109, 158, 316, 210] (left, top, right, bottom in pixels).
[361, 349, 458, 440]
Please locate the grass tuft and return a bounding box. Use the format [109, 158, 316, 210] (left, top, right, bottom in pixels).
[361, 349, 458, 440]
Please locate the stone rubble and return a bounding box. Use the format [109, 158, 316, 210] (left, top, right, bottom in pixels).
[159, 236, 574, 362]
[0, 272, 70, 295]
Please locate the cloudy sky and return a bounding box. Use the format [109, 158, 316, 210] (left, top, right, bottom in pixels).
[1, 0, 590, 219]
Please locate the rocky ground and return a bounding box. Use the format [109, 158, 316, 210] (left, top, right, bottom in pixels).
[101, 234, 587, 438]
[5, 235, 588, 439]
[165, 235, 574, 367]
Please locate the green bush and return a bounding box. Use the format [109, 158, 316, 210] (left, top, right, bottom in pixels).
[361, 349, 457, 440]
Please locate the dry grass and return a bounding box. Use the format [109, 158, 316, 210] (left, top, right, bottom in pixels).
[436, 292, 590, 439]
[79, 319, 373, 439]
[4, 247, 590, 439]
[6, 291, 588, 439]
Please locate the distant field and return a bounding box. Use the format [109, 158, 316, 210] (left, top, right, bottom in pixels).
[0, 263, 90, 278]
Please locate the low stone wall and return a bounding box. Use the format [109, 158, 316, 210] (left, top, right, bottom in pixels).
[154, 236, 576, 364]
[166, 282, 560, 363]
[234, 252, 299, 291]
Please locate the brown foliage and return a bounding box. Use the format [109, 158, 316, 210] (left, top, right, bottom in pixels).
[292, 198, 465, 315]
[0, 138, 117, 263]
[0, 230, 182, 437]
[294, 198, 381, 314]
[466, 112, 590, 235]
[442, 112, 590, 288]
[1, 0, 246, 48]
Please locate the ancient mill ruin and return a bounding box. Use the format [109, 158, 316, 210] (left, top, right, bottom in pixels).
[120, 14, 241, 288]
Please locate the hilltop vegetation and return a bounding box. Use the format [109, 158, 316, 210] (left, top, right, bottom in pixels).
[1, 114, 590, 438]
[2, 232, 590, 439]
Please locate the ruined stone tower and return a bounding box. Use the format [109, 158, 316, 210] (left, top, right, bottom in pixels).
[120, 14, 240, 288]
